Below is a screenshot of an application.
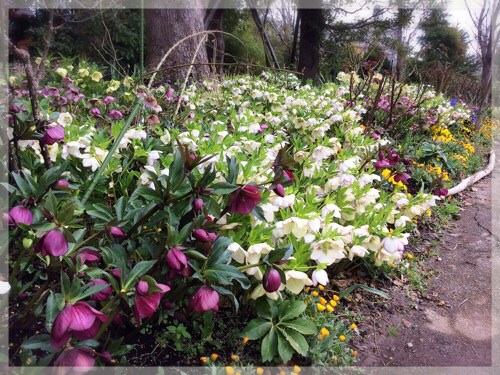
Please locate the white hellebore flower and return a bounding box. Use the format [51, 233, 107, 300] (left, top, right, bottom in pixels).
[0, 281, 11, 294]
[228, 242, 247, 264]
[57, 112, 73, 127]
[349, 245, 369, 260]
[321, 204, 341, 219]
[310, 239, 345, 265]
[381, 235, 408, 253]
[285, 270, 313, 294]
[245, 243, 274, 275]
[311, 269, 329, 286]
[281, 217, 310, 239]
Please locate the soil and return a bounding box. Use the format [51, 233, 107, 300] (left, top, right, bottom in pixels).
[353, 175, 495, 367]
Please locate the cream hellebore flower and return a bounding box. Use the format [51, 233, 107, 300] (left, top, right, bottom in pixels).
[250, 283, 284, 301]
[395, 215, 411, 228]
[321, 203, 342, 219]
[311, 269, 329, 286]
[91, 71, 103, 82]
[245, 243, 273, 275]
[281, 217, 310, 239]
[78, 68, 90, 78]
[348, 245, 369, 260]
[0, 281, 11, 294]
[34, 57, 42, 65]
[362, 235, 381, 252]
[310, 238, 345, 265]
[381, 235, 408, 253]
[228, 242, 247, 264]
[55, 68, 67, 77]
[57, 112, 73, 127]
[285, 270, 313, 294]
[123, 76, 134, 87]
[106, 79, 120, 92]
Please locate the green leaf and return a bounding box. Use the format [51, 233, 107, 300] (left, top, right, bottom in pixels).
[241, 318, 272, 340]
[11, 172, 31, 197]
[209, 181, 239, 195]
[226, 156, 239, 184]
[74, 283, 111, 302]
[265, 243, 293, 264]
[130, 186, 163, 204]
[44, 291, 61, 333]
[281, 301, 307, 321]
[204, 263, 250, 289]
[21, 334, 53, 351]
[183, 249, 208, 260]
[252, 205, 267, 222]
[206, 236, 233, 267]
[282, 318, 317, 335]
[115, 197, 127, 220]
[210, 285, 240, 312]
[123, 260, 156, 290]
[169, 150, 185, 190]
[56, 202, 75, 224]
[278, 327, 309, 356]
[261, 327, 278, 362]
[339, 283, 390, 299]
[277, 330, 294, 363]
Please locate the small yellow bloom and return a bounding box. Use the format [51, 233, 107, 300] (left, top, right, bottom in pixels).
[320, 327, 330, 336]
[326, 305, 334, 312]
[35, 57, 42, 65]
[256, 368, 264, 375]
[319, 297, 327, 305]
[200, 356, 208, 364]
[243, 337, 249, 344]
[225, 366, 235, 375]
[231, 354, 239, 361]
[91, 71, 103, 82]
[351, 323, 357, 329]
[279, 371, 286, 375]
[329, 300, 337, 307]
[210, 353, 218, 361]
[391, 263, 397, 268]
[293, 365, 302, 373]
[317, 303, 326, 312]
[318, 285, 325, 291]
[339, 335, 346, 341]
[333, 295, 340, 301]
[312, 291, 319, 297]
[352, 350, 358, 356]
[407, 253, 414, 260]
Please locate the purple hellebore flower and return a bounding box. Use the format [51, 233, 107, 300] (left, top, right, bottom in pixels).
[166, 248, 188, 274]
[57, 96, 68, 106]
[387, 151, 401, 165]
[393, 173, 411, 183]
[192, 198, 204, 212]
[193, 228, 217, 243]
[108, 226, 126, 239]
[273, 183, 285, 198]
[89, 279, 112, 302]
[374, 159, 390, 170]
[371, 130, 381, 140]
[90, 108, 101, 117]
[263, 268, 281, 293]
[9, 102, 19, 113]
[8, 206, 33, 226]
[146, 114, 160, 125]
[77, 249, 101, 265]
[165, 87, 175, 101]
[189, 285, 219, 313]
[54, 347, 95, 372]
[43, 125, 65, 145]
[62, 77, 73, 86]
[228, 185, 261, 215]
[103, 96, 115, 105]
[433, 188, 448, 197]
[258, 124, 268, 133]
[66, 88, 84, 102]
[133, 280, 170, 326]
[50, 301, 108, 349]
[108, 110, 123, 120]
[34, 228, 68, 257]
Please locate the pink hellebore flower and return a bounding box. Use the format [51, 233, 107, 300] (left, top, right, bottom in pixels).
[165, 87, 175, 101]
[193, 228, 217, 243]
[166, 248, 188, 274]
[393, 173, 410, 183]
[192, 198, 204, 212]
[108, 226, 126, 239]
[263, 268, 281, 293]
[258, 124, 268, 133]
[133, 280, 170, 326]
[103, 96, 115, 105]
[387, 150, 401, 165]
[273, 183, 285, 198]
[189, 285, 219, 313]
[228, 185, 261, 215]
[51, 301, 108, 349]
[55, 179, 70, 189]
[89, 279, 112, 302]
[43, 125, 65, 145]
[90, 108, 101, 117]
[433, 188, 448, 197]
[34, 228, 68, 256]
[146, 114, 160, 125]
[77, 249, 101, 265]
[54, 347, 95, 373]
[8, 206, 33, 226]
[108, 110, 123, 120]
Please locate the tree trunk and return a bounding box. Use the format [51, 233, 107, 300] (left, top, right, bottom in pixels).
[205, 8, 225, 74]
[297, 0, 323, 83]
[145, 3, 210, 83]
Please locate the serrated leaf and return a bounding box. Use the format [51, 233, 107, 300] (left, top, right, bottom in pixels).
[210, 181, 239, 195]
[277, 330, 294, 363]
[281, 301, 307, 321]
[261, 327, 278, 362]
[252, 205, 267, 222]
[278, 327, 309, 356]
[123, 260, 156, 290]
[241, 318, 272, 340]
[281, 318, 318, 335]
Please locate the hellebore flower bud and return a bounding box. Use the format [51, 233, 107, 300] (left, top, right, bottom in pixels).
[228, 185, 261, 215]
[34, 228, 68, 257]
[283, 170, 295, 182]
[133, 281, 170, 326]
[89, 279, 112, 302]
[8, 206, 33, 226]
[403, 157, 412, 165]
[54, 179, 70, 189]
[103, 96, 115, 105]
[135, 280, 149, 295]
[108, 226, 126, 239]
[43, 125, 65, 145]
[374, 159, 390, 170]
[91, 108, 101, 117]
[189, 285, 219, 313]
[263, 268, 281, 293]
[22, 238, 33, 249]
[311, 269, 329, 286]
[193, 228, 215, 243]
[193, 198, 204, 212]
[54, 347, 95, 370]
[393, 173, 411, 183]
[273, 183, 285, 198]
[77, 249, 101, 265]
[166, 248, 188, 274]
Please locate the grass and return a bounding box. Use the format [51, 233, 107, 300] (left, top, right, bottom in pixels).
[388, 324, 400, 336]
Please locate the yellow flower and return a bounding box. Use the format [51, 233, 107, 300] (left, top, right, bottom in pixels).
[91, 71, 103, 82]
[78, 68, 90, 78]
[317, 303, 326, 312]
[256, 368, 264, 375]
[326, 305, 334, 312]
[319, 297, 327, 305]
[318, 285, 325, 291]
[225, 366, 235, 375]
[391, 263, 397, 268]
[320, 327, 330, 336]
[351, 323, 357, 329]
[312, 291, 319, 297]
[200, 356, 208, 364]
[106, 79, 121, 93]
[123, 76, 134, 87]
[35, 57, 42, 65]
[329, 300, 337, 307]
[333, 295, 340, 302]
[66, 65, 74, 71]
[352, 350, 358, 356]
[210, 353, 218, 361]
[231, 354, 239, 361]
[243, 337, 249, 344]
[407, 253, 414, 260]
[339, 335, 346, 341]
[293, 365, 302, 373]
